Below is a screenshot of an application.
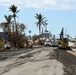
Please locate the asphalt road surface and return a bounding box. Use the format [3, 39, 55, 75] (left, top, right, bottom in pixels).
[0, 46, 76, 75]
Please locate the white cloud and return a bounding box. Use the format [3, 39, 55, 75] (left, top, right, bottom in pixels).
[0, 0, 76, 10]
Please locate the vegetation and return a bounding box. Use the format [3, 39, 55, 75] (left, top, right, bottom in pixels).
[9, 5, 20, 47]
[0, 38, 4, 49]
[32, 34, 38, 41]
[35, 13, 48, 35]
[9, 4, 19, 32]
[0, 5, 49, 48]
[0, 4, 27, 48]
[4, 15, 13, 43]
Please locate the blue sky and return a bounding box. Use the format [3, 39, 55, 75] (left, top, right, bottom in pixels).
[0, 0, 76, 38]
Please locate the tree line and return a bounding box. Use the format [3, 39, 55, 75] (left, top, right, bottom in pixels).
[0, 4, 48, 48]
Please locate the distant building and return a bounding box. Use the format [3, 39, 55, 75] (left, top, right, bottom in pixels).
[42, 30, 51, 40]
[0, 32, 8, 42]
[0, 32, 4, 38]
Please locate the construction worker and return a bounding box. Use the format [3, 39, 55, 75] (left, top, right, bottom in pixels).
[29, 41, 33, 48]
[24, 42, 27, 49]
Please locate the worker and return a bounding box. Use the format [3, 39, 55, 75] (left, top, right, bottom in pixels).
[24, 42, 27, 49]
[29, 41, 33, 48]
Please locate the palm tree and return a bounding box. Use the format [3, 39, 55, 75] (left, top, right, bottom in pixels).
[9, 4, 19, 33]
[18, 23, 27, 35]
[9, 5, 19, 47]
[15, 23, 27, 47]
[4, 15, 13, 43]
[4, 15, 12, 23]
[35, 13, 48, 35]
[4, 15, 12, 32]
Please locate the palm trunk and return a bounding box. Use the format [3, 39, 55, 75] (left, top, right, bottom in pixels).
[8, 23, 10, 42]
[14, 17, 17, 47]
[12, 22, 14, 33]
[14, 17, 17, 32]
[39, 26, 41, 35]
[39, 24, 41, 35]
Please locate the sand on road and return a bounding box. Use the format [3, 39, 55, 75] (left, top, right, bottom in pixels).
[0, 47, 64, 75]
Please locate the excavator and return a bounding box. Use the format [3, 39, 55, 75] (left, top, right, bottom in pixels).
[58, 28, 69, 49]
[58, 38, 68, 49]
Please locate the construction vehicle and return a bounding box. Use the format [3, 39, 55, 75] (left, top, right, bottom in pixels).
[58, 28, 69, 49]
[58, 38, 68, 49]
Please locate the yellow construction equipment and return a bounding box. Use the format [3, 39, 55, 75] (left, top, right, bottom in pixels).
[58, 38, 68, 49]
[58, 27, 69, 49]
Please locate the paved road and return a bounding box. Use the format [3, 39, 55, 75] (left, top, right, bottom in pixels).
[0, 46, 76, 75]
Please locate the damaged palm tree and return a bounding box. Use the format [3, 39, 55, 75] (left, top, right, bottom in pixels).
[9, 4, 19, 47]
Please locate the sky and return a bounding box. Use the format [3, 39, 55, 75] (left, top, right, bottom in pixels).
[0, 0, 76, 38]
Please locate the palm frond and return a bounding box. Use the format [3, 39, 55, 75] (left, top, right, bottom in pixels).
[4, 15, 12, 23]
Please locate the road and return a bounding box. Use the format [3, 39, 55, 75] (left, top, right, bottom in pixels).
[0, 46, 76, 75]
